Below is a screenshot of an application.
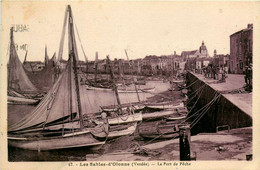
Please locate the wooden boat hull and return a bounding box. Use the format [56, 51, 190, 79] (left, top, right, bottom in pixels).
[108, 123, 137, 139]
[145, 102, 184, 109]
[142, 110, 175, 120]
[138, 121, 181, 139]
[8, 130, 105, 151]
[142, 107, 187, 120]
[86, 85, 112, 91]
[101, 103, 145, 112]
[107, 113, 142, 125]
[8, 96, 39, 105]
[166, 115, 186, 121]
[117, 87, 155, 93]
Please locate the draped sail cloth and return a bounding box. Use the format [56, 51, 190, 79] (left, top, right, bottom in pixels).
[8, 57, 78, 132]
[8, 27, 37, 93]
[25, 49, 57, 91]
[9, 5, 84, 132]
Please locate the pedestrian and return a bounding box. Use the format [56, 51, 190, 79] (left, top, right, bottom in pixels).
[244, 66, 249, 85]
[220, 67, 226, 82]
[212, 66, 216, 79]
[248, 64, 252, 89]
[216, 66, 219, 80]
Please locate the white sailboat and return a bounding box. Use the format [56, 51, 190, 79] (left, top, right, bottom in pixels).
[8, 5, 108, 151]
[7, 27, 39, 105]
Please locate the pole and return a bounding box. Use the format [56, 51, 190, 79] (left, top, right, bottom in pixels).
[124, 49, 140, 102]
[94, 52, 98, 85]
[107, 55, 122, 111]
[68, 5, 84, 129]
[179, 125, 191, 161]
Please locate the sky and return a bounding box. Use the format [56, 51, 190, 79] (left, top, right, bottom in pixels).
[1, 1, 260, 62]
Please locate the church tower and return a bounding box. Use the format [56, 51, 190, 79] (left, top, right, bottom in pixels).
[214, 49, 217, 57]
[199, 41, 209, 57]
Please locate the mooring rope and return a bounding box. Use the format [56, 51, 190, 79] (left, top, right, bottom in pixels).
[180, 90, 219, 124]
[185, 78, 199, 89]
[190, 93, 221, 129]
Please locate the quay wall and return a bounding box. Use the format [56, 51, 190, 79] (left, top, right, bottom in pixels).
[186, 72, 252, 132]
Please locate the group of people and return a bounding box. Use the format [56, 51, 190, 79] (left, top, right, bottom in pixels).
[201, 64, 228, 82]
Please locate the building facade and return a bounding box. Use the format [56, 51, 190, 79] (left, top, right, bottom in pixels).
[230, 24, 253, 74]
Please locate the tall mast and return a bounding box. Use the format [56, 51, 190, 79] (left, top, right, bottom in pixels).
[68, 5, 84, 129]
[23, 50, 28, 64]
[107, 55, 122, 110]
[94, 52, 98, 85]
[124, 49, 140, 102]
[45, 45, 49, 66]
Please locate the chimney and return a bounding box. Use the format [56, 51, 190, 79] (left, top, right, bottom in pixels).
[247, 24, 253, 29]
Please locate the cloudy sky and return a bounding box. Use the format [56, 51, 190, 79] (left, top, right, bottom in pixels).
[1, 1, 260, 62]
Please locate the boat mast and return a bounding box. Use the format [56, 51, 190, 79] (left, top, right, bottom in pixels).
[124, 49, 140, 102]
[68, 5, 84, 129]
[107, 55, 122, 111]
[23, 50, 28, 64]
[94, 52, 98, 85]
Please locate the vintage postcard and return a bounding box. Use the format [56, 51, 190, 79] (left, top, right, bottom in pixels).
[1, 0, 259, 169]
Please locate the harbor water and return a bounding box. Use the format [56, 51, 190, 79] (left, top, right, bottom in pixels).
[8, 81, 171, 161]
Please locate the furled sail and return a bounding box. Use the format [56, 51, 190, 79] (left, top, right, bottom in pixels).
[8, 27, 37, 93]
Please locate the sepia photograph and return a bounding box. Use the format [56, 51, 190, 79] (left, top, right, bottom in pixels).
[0, 0, 259, 169]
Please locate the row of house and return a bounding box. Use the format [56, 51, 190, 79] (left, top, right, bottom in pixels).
[24, 24, 253, 76]
[85, 52, 185, 76]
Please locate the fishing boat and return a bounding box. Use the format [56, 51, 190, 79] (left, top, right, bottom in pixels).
[138, 119, 188, 139]
[107, 123, 137, 139]
[98, 56, 143, 126]
[117, 86, 155, 93]
[7, 27, 40, 105]
[8, 5, 108, 151]
[107, 112, 142, 125]
[24, 46, 57, 92]
[101, 102, 145, 112]
[142, 108, 187, 120]
[145, 101, 184, 109]
[86, 84, 112, 91]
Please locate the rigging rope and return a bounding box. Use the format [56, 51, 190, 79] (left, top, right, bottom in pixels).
[186, 85, 205, 114]
[179, 90, 219, 125]
[185, 78, 199, 89]
[57, 6, 68, 62]
[75, 23, 88, 63]
[186, 84, 206, 105]
[190, 93, 221, 129]
[187, 83, 206, 98]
